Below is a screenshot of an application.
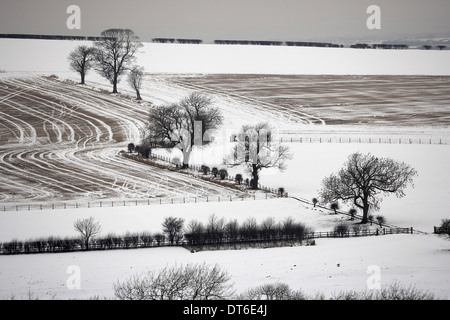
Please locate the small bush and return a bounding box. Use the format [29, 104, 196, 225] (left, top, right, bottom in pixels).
[312, 198, 318, 207]
[235, 174, 243, 185]
[349, 208, 357, 220]
[330, 202, 339, 214]
[437, 219, 450, 236]
[278, 187, 285, 197]
[127, 143, 135, 153]
[219, 169, 228, 180]
[201, 165, 210, 175]
[334, 222, 349, 237]
[212, 167, 219, 177]
[376, 215, 386, 227]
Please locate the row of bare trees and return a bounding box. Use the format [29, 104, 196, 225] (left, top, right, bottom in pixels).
[184, 215, 311, 247]
[67, 29, 144, 99]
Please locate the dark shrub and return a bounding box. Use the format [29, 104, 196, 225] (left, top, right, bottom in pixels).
[201, 165, 210, 175]
[219, 169, 228, 180]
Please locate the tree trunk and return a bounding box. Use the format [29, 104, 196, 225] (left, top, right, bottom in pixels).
[361, 199, 370, 224]
[252, 164, 259, 189]
[80, 72, 85, 85]
[112, 74, 118, 93]
[136, 89, 142, 100]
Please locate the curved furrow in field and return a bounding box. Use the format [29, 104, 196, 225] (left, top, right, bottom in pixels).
[32, 78, 146, 143]
[4, 78, 115, 144]
[0, 149, 69, 200]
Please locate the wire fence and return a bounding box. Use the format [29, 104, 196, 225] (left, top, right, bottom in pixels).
[0, 192, 286, 213]
[277, 136, 447, 145]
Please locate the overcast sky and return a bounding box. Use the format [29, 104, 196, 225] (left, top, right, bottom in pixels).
[1, 0, 449, 42]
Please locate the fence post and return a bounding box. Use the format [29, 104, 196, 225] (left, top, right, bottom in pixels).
[100, 201, 102, 208]
[230, 196, 232, 202]
[112, 201, 114, 207]
[207, 196, 208, 202]
[123, 200, 125, 206]
[136, 200, 138, 206]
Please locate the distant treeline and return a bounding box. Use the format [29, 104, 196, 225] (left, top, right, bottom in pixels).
[0, 34, 104, 41]
[2, 34, 444, 50]
[152, 38, 203, 44]
[351, 43, 409, 49]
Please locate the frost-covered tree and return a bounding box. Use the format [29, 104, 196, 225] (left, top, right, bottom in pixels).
[225, 122, 292, 189]
[145, 93, 223, 168]
[73, 217, 101, 250]
[162, 216, 185, 245]
[320, 152, 417, 224]
[114, 263, 234, 300]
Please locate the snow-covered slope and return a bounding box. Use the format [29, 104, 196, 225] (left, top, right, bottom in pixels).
[1, 39, 450, 75]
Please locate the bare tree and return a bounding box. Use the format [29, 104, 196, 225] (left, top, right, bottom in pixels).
[114, 263, 234, 300]
[145, 92, 223, 168]
[94, 29, 143, 93]
[67, 45, 95, 85]
[319, 152, 417, 224]
[225, 122, 292, 189]
[127, 66, 144, 100]
[73, 217, 101, 250]
[162, 217, 185, 245]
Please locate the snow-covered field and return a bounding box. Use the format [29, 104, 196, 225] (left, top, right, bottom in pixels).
[0, 38, 449, 300]
[1, 234, 448, 300]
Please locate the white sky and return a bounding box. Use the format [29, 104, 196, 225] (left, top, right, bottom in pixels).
[0, 0, 449, 42]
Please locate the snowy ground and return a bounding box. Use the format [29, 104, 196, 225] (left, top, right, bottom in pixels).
[0, 234, 448, 300]
[0, 39, 449, 299]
